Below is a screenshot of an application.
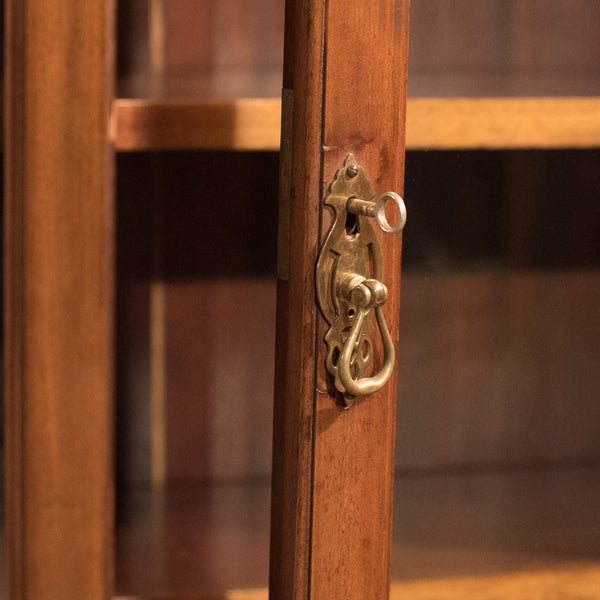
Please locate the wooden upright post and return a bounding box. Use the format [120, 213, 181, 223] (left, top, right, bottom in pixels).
[4, 1, 115, 597]
[270, 1, 411, 598]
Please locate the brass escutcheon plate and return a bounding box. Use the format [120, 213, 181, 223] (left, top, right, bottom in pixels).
[315, 154, 385, 406]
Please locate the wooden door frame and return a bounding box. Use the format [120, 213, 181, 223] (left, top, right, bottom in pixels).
[4, 0, 116, 597]
[270, 1, 411, 599]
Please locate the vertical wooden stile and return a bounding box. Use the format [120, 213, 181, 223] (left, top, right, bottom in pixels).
[4, 0, 116, 598]
[271, 1, 411, 599]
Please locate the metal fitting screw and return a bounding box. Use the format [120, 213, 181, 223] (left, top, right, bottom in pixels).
[346, 164, 359, 178]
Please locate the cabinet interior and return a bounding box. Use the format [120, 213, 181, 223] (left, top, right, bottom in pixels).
[115, 149, 600, 599]
[110, 1, 600, 598]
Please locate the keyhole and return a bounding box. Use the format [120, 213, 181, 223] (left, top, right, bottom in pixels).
[345, 211, 359, 238]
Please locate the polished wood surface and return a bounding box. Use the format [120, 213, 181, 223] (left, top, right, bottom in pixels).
[268, 0, 327, 596]
[6, 1, 599, 599]
[406, 98, 600, 149]
[309, 0, 410, 597]
[4, 0, 115, 598]
[114, 465, 600, 599]
[112, 99, 282, 151]
[112, 97, 600, 151]
[269, 0, 410, 599]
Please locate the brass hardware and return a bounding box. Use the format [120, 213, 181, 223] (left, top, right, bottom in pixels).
[347, 191, 406, 234]
[315, 154, 406, 405]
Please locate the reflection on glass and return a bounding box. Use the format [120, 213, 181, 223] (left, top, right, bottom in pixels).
[394, 150, 600, 579]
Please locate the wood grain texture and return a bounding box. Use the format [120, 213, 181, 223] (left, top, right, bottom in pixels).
[112, 99, 282, 150]
[4, 0, 115, 598]
[270, 1, 410, 599]
[268, 0, 326, 597]
[406, 98, 600, 149]
[111, 98, 600, 151]
[308, 2, 410, 599]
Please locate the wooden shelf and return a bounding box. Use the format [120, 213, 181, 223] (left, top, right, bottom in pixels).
[407, 97, 600, 149]
[114, 464, 600, 599]
[111, 98, 282, 152]
[111, 97, 600, 151]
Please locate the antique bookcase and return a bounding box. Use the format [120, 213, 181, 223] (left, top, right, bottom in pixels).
[5, 1, 600, 599]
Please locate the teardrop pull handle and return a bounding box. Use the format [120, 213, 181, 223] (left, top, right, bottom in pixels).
[315, 154, 405, 405]
[337, 276, 395, 397]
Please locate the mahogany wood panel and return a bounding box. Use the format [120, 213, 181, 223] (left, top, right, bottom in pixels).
[269, 0, 328, 598]
[164, 280, 276, 482]
[309, 1, 410, 597]
[270, 1, 410, 599]
[117, 0, 149, 79]
[4, 0, 115, 598]
[158, 151, 277, 483]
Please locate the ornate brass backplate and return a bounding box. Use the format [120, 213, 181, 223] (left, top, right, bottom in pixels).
[316, 154, 405, 406]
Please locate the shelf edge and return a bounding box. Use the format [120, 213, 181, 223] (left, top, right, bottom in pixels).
[111, 97, 600, 151]
[407, 97, 600, 150]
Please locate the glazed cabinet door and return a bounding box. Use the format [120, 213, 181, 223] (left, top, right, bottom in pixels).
[270, 1, 411, 599]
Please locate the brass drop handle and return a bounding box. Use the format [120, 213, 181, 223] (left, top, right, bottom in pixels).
[315, 154, 406, 406]
[337, 275, 396, 397]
